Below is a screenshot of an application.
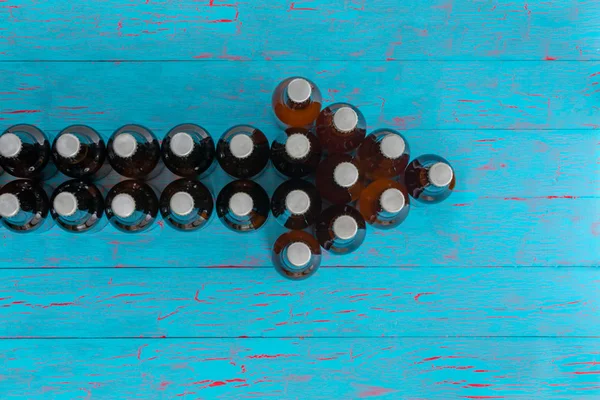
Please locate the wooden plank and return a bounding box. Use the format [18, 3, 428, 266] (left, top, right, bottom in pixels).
[0, 338, 598, 398]
[0, 1, 598, 61]
[1, 268, 599, 338]
[0, 61, 598, 131]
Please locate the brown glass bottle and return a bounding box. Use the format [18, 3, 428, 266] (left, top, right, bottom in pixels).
[160, 178, 213, 232]
[161, 123, 216, 178]
[272, 77, 322, 129]
[270, 127, 322, 178]
[358, 179, 410, 230]
[0, 124, 57, 180]
[50, 179, 107, 233]
[357, 128, 410, 181]
[216, 179, 269, 233]
[52, 125, 112, 180]
[216, 125, 270, 179]
[405, 154, 455, 204]
[105, 180, 160, 233]
[107, 124, 163, 180]
[315, 204, 366, 254]
[315, 103, 366, 154]
[271, 179, 321, 230]
[316, 154, 364, 204]
[272, 230, 321, 280]
[0, 179, 53, 233]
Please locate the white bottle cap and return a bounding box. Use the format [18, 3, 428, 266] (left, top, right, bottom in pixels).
[287, 78, 312, 104]
[113, 133, 138, 158]
[380, 133, 405, 159]
[111, 193, 136, 218]
[428, 162, 454, 187]
[53, 192, 78, 217]
[380, 188, 405, 214]
[285, 133, 310, 160]
[334, 162, 359, 188]
[170, 132, 195, 157]
[0, 193, 20, 218]
[286, 242, 312, 267]
[332, 215, 358, 240]
[333, 107, 358, 133]
[285, 189, 311, 215]
[229, 134, 254, 159]
[229, 192, 253, 217]
[0, 133, 22, 158]
[56, 133, 81, 159]
[170, 191, 195, 217]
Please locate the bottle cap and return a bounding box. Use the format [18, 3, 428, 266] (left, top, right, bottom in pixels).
[53, 192, 78, 217]
[428, 162, 454, 187]
[111, 193, 136, 218]
[333, 162, 359, 188]
[333, 107, 358, 133]
[0, 193, 20, 218]
[285, 133, 310, 160]
[229, 134, 254, 159]
[380, 188, 405, 214]
[332, 215, 358, 240]
[380, 133, 405, 159]
[56, 133, 81, 159]
[229, 192, 253, 217]
[286, 242, 311, 267]
[287, 78, 312, 104]
[0, 133, 22, 158]
[170, 191, 195, 217]
[170, 132, 195, 157]
[113, 133, 138, 158]
[285, 189, 310, 215]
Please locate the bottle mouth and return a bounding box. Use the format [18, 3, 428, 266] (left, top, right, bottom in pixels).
[0, 193, 20, 218]
[113, 133, 138, 158]
[229, 134, 254, 159]
[111, 193, 136, 218]
[380, 188, 405, 213]
[53, 192, 79, 217]
[380, 133, 405, 159]
[428, 162, 454, 187]
[333, 162, 359, 188]
[229, 192, 254, 217]
[170, 132, 195, 157]
[56, 133, 81, 159]
[332, 215, 358, 240]
[333, 107, 358, 133]
[287, 78, 312, 104]
[0, 133, 23, 158]
[170, 191, 195, 217]
[285, 133, 310, 160]
[285, 189, 311, 215]
[286, 241, 312, 267]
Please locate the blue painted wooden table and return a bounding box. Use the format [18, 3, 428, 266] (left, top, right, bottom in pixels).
[0, 0, 599, 398]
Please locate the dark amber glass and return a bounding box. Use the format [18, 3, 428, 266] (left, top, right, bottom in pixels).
[357, 128, 410, 181]
[316, 204, 366, 254]
[272, 77, 322, 129]
[405, 154, 455, 204]
[315, 103, 366, 154]
[271, 179, 321, 230]
[216, 180, 269, 233]
[0, 124, 57, 180]
[216, 125, 270, 179]
[160, 178, 213, 232]
[162, 123, 215, 178]
[50, 180, 106, 233]
[358, 179, 410, 230]
[0, 179, 53, 233]
[107, 124, 163, 179]
[316, 154, 364, 204]
[272, 230, 321, 280]
[105, 180, 160, 233]
[270, 127, 322, 178]
[52, 125, 112, 180]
